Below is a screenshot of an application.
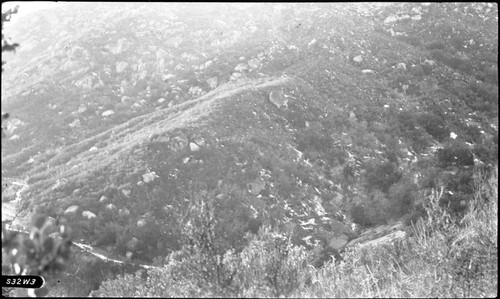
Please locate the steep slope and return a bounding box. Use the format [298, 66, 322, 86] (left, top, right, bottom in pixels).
[2, 2, 498, 267]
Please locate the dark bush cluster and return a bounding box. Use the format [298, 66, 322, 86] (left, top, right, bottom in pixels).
[436, 145, 474, 168]
[426, 40, 446, 51]
[429, 49, 473, 73]
[365, 161, 402, 193]
[417, 113, 450, 142]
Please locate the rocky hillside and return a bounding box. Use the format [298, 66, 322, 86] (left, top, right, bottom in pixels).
[2, 2, 498, 270]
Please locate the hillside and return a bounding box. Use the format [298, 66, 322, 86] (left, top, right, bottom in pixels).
[1, 2, 498, 297]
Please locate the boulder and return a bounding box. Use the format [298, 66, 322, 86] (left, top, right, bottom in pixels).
[69, 119, 81, 128]
[247, 59, 260, 69]
[269, 90, 288, 108]
[82, 210, 97, 219]
[157, 98, 166, 104]
[126, 237, 139, 251]
[142, 171, 159, 183]
[121, 189, 131, 197]
[106, 203, 116, 210]
[119, 208, 130, 216]
[89, 146, 99, 152]
[192, 137, 205, 146]
[102, 110, 114, 117]
[230, 72, 243, 81]
[170, 135, 188, 151]
[121, 96, 134, 105]
[99, 196, 108, 203]
[249, 179, 266, 196]
[189, 142, 200, 152]
[396, 62, 406, 70]
[137, 219, 146, 227]
[328, 233, 349, 250]
[64, 205, 79, 215]
[353, 55, 363, 63]
[206, 77, 218, 89]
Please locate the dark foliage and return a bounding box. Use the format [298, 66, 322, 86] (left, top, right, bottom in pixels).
[365, 161, 402, 193]
[425, 40, 446, 51]
[436, 145, 474, 168]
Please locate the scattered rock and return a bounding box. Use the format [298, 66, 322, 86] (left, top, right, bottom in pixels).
[106, 203, 116, 210]
[116, 61, 128, 73]
[8, 134, 20, 141]
[119, 208, 130, 216]
[73, 189, 82, 196]
[69, 119, 81, 128]
[234, 63, 248, 72]
[230, 72, 243, 81]
[189, 86, 203, 96]
[361, 69, 375, 74]
[162, 73, 176, 81]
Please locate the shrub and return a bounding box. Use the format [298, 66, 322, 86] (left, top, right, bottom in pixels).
[446, 56, 466, 70]
[387, 179, 418, 218]
[437, 145, 474, 168]
[417, 113, 450, 142]
[365, 161, 402, 193]
[483, 66, 499, 85]
[429, 49, 449, 64]
[350, 204, 369, 227]
[426, 40, 446, 50]
[469, 81, 498, 104]
[409, 64, 425, 77]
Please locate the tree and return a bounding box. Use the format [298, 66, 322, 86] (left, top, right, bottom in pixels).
[2, 7, 74, 297]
